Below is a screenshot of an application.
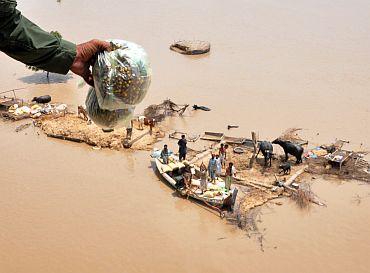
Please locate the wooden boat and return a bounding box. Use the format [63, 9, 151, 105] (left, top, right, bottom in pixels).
[152, 152, 238, 215]
[200, 131, 224, 142]
[223, 135, 246, 145]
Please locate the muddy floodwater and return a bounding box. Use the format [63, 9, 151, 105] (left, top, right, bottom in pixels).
[1, 0, 370, 272]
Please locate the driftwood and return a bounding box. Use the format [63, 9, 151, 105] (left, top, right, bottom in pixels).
[47, 133, 83, 143]
[274, 169, 326, 207]
[232, 176, 274, 190]
[144, 99, 189, 121]
[123, 130, 150, 149]
[242, 181, 275, 194]
[248, 181, 274, 189]
[284, 166, 308, 187]
[278, 128, 308, 146]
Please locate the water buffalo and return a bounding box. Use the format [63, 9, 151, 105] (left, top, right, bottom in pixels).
[256, 141, 273, 167]
[272, 139, 304, 164]
[32, 95, 51, 104]
[279, 162, 291, 175]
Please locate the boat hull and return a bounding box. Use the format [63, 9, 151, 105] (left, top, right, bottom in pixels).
[154, 158, 237, 209]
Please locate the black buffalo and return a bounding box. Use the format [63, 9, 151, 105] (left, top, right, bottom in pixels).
[32, 95, 51, 104]
[272, 139, 304, 164]
[279, 162, 291, 175]
[256, 141, 273, 167]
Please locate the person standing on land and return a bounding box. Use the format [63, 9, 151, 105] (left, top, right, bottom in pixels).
[208, 154, 217, 183]
[0, 0, 110, 86]
[219, 143, 228, 168]
[199, 162, 208, 193]
[177, 134, 187, 161]
[224, 144, 229, 162]
[225, 162, 236, 191]
[215, 154, 222, 177]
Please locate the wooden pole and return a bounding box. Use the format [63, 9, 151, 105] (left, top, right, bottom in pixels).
[123, 130, 150, 148]
[249, 131, 258, 168]
[47, 133, 83, 143]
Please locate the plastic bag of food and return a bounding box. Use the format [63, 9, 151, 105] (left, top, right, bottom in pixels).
[85, 87, 134, 129]
[93, 39, 151, 110]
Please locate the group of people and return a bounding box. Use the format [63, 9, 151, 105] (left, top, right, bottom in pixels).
[207, 143, 236, 190]
[160, 134, 187, 164]
[160, 139, 236, 192]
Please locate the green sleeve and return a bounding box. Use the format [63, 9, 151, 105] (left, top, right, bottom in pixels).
[0, 0, 76, 74]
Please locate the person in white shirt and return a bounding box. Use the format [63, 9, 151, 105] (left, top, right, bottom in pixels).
[215, 154, 222, 177]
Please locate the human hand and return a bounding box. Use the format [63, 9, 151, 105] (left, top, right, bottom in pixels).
[70, 39, 111, 86]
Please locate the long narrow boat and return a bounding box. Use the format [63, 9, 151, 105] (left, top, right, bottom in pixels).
[152, 151, 238, 214]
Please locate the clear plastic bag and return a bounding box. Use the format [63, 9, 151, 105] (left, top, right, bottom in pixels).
[85, 87, 134, 129]
[93, 39, 152, 110]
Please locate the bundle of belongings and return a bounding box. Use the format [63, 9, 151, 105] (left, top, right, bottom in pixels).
[86, 40, 152, 130]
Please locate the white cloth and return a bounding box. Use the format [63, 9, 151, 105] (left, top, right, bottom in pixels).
[200, 170, 207, 191]
[230, 166, 236, 176]
[216, 158, 222, 174]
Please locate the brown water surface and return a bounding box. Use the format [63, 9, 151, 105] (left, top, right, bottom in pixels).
[1, 0, 370, 272]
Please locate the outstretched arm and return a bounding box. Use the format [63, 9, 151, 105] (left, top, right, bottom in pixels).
[0, 1, 110, 85]
[0, 0, 76, 74]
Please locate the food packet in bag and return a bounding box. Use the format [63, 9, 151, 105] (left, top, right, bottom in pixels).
[93, 39, 152, 110]
[86, 87, 134, 129]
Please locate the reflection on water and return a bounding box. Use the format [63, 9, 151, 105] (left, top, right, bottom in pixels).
[18, 72, 73, 85]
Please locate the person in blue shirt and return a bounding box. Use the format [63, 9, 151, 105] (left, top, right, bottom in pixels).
[208, 154, 217, 183]
[161, 144, 170, 164]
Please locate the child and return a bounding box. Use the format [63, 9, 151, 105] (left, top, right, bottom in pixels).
[225, 162, 236, 191]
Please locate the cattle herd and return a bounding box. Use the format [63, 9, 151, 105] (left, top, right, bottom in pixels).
[256, 139, 304, 171]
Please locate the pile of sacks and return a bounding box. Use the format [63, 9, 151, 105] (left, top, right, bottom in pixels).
[8, 103, 67, 118]
[86, 40, 152, 129]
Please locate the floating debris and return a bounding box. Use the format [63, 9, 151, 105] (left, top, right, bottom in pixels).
[193, 105, 211, 111]
[15, 122, 32, 132]
[307, 151, 370, 183]
[144, 99, 189, 121]
[170, 40, 210, 55]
